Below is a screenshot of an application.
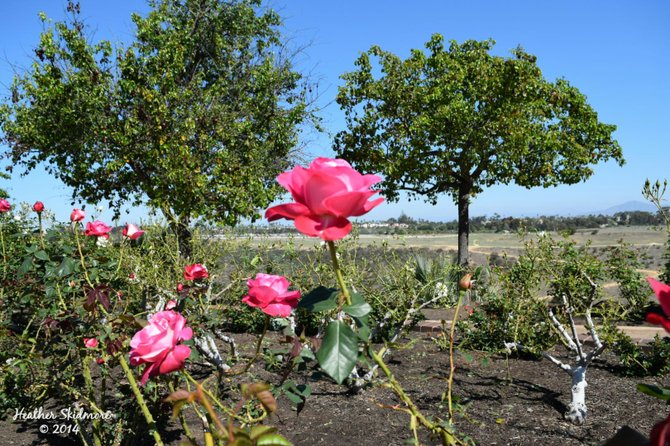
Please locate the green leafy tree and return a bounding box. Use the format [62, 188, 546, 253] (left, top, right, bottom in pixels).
[334, 35, 623, 265]
[1, 0, 314, 257]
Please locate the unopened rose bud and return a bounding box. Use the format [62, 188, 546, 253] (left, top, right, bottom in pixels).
[33, 201, 44, 213]
[458, 273, 472, 291]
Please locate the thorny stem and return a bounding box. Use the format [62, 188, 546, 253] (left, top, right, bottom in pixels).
[327, 241, 352, 306]
[445, 290, 464, 422]
[37, 213, 45, 250]
[116, 352, 165, 446]
[0, 221, 7, 280]
[74, 225, 95, 288]
[115, 238, 125, 277]
[81, 356, 102, 446]
[371, 348, 459, 446]
[243, 314, 270, 373]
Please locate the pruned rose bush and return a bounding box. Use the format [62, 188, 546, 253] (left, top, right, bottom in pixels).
[2, 169, 668, 446]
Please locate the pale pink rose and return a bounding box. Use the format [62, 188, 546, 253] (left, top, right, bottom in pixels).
[0, 199, 9, 213]
[84, 220, 112, 239]
[242, 273, 301, 317]
[122, 223, 144, 240]
[70, 208, 86, 222]
[84, 338, 99, 348]
[129, 310, 193, 385]
[166, 300, 177, 310]
[184, 264, 208, 281]
[265, 158, 384, 241]
[32, 201, 44, 213]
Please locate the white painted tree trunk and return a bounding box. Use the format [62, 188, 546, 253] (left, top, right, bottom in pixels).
[565, 366, 587, 425]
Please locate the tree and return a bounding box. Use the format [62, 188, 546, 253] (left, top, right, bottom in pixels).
[0, 0, 314, 258]
[334, 35, 623, 265]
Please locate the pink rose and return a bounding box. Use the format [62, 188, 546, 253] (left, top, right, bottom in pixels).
[242, 273, 301, 317]
[184, 264, 208, 281]
[122, 223, 144, 240]
[647, 277, 670, 333]
[84, 338, 99, 348]
[0, 199, 9, 213]
[265, 158, 384, 241]
[33, 201, 44, 213]
[129, 310, 193, 385]
[166, 300, 177, 310]
[84, 220, 112, 239]
[70, 208, 86, 222]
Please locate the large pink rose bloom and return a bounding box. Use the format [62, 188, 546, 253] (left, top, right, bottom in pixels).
[647, 277, 670, 333]
[184, 263, 208, 281]
[84, 220, 112, 239]
[129, 310, 193, 385]
[242, 273, 301, 317]
[265, 158, 384, 241]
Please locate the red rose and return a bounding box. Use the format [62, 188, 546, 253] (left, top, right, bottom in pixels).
[183, 264, 208, 281]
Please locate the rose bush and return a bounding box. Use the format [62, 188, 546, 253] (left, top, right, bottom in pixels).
[265, 157, 384, 240]
[129, 310, 193, 385]
[242, 273, 301, 317]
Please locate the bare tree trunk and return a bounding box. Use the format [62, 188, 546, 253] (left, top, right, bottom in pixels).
[171, 218, 192, 260]
[457, 181, 471, 266]
[565, 366, 588, 425]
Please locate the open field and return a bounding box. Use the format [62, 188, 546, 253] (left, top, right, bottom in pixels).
[232, 226, 665, 250]
[227, 226, 667, 273]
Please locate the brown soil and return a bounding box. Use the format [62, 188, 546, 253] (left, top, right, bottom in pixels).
[2, 332, 667, 446]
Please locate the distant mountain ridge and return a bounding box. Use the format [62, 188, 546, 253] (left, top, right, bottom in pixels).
[598, 200, 656, 215]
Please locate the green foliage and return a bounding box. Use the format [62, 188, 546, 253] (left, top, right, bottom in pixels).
[458, 243, 556, 356]
[1, 0, 314, 252]
[335, 35, 623, 263]
[602, 328, 670, 377]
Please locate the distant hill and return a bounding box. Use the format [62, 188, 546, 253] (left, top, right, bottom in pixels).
[598, 201, 656, 215]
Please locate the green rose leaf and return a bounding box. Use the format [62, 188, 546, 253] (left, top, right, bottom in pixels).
[637, 383, 670, 401]
[255, 433, 293, 446]
[57, 257, 77, 277]
[316, 320, 359, 384]
[298, 286, 339, 313]
[343, 292, 371, 318]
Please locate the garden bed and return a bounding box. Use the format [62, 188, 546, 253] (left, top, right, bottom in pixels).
[3, 332, 666, 445]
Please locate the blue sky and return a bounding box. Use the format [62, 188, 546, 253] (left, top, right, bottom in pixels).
[0, 1, 668, 223]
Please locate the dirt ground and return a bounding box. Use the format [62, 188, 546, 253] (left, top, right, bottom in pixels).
[3, 331, 668, 446]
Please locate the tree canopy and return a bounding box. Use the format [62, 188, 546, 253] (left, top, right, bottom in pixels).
[1, 0, 314, 256]
[334, 35, 624, 264]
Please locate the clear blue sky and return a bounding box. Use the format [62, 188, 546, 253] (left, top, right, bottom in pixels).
[0, 1, 668, 223]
